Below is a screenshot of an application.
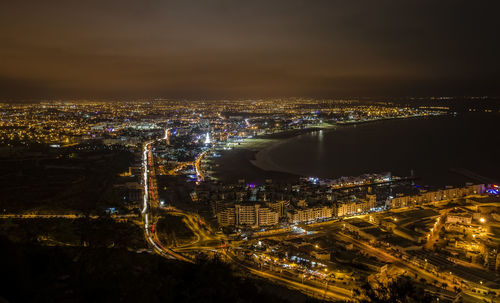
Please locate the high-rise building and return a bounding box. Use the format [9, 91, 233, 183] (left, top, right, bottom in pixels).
[217, 203, 280, 228]
[235, 204, 257, 226]
[287, 206, 332, 224]
[217, 207, 236, 226]
[258, 207, 279, 226]
[267, 200, 289, 218]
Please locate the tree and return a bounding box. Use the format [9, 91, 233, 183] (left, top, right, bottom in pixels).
[357, 276, 434, 303]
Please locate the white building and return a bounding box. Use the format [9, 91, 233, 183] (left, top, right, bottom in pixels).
[217, 203, 279, 228]
[287, 206, 333, 224]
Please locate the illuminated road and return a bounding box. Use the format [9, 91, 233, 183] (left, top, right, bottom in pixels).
[156, 210, 224, 252]
[0, 214, 137, 219]
[165, 161, 193, 175]
[0, 214, 86, 219]
[194, 151, 207, 181]
[139, 130, 355, 300]
[337, 232, 460, 291]
[141, 135, 192, 263]
[140, 129, 222, 262]
[148, 151, 352, 301]
[224, 251, 351, 301]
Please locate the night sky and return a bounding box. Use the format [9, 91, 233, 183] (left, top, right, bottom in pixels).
[1, 0, 498, 99]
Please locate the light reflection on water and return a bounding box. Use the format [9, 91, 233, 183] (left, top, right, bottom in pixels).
[266, 114, 500, 187]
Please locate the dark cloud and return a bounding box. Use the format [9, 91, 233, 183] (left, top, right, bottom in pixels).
[0, 0, 498, 99]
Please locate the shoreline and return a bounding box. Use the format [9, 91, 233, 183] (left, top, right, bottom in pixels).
[250, 131, 321, 174]
[227, 124, 338, 175]
[249, 115, 446, 176]
[209, 127, 337, 184]
[211, 114, 447, 183]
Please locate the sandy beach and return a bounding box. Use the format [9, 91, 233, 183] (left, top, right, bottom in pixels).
[250, 124, 337, 173]
[210, 125, 337, 183]
[250, 138, 296, 173]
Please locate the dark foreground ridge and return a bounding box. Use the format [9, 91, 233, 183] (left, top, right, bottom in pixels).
[0, 236, 321, 303]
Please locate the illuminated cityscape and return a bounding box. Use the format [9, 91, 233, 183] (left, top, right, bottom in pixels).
[1, 1, 499, 302]
[1, 98, 499, 302]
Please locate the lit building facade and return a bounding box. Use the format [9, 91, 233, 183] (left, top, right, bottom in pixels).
[287, 206, 333, 224]
[217, 203, 279, 228]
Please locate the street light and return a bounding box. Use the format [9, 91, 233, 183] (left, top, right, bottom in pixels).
[479, 218, 486, 223]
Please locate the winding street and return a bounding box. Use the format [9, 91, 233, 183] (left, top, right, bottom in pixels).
[141, 136, 192, 263]
[139, 131, 356, 301]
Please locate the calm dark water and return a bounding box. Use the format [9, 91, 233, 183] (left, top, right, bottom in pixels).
[266, 113, 500, 187]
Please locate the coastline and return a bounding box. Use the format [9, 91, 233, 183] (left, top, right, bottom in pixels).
[249, 115, 445, 176]
[210, 125, 335, 183]
[211, 114, 447, 183]
[250, 139, 293, 173]
[237, 124, 338, 173]
[250, 132, 318, 174]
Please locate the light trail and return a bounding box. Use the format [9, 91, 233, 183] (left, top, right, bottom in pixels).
[141, 128, 194, 263]
[0, 214, 135, 219]
[142, 134, 346, 297]
[141, 140, 153, 214]
[224, 251, 350, 301]
[194, 151, 207, 181]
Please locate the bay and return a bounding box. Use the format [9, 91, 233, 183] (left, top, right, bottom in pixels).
[257, 113, 500, 187]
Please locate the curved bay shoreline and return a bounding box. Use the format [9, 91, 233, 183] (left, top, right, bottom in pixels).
[210, 116, 468, 183]
[211, 126, 337, 184]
